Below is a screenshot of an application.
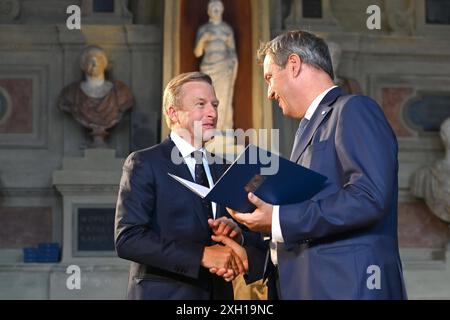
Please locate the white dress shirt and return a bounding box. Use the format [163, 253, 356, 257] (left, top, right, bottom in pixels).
[270, 85, 337, 265]
[170, 132, 217, 218]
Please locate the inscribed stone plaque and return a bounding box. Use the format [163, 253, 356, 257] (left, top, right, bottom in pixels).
[75, 207, 115, 255]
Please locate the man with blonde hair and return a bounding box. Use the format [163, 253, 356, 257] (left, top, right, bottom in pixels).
[115, 72, 255, 299]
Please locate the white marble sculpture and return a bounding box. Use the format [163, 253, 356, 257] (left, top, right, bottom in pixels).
[194, 0, 238, 130]
[410, 117, 450, 223]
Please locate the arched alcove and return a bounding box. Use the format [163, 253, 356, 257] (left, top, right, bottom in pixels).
[162, 0, 271, 139]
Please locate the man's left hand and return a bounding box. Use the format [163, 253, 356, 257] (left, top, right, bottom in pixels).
[208, 217, 242, 244]
[227, 192, 273, 233]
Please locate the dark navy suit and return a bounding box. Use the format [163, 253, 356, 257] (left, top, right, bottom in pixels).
[114, 138, 234, 299]
[267, 88, 407, 299]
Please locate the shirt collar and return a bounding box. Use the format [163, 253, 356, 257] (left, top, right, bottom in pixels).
[303, 85, 337, 120]
[170, 131, 205, 159]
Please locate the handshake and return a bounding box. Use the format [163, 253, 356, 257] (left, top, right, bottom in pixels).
[201, 217, 248, 282]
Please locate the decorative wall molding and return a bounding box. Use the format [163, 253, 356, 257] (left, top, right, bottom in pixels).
[0, 85, 12, 125]
[369, 74, 450, 138]
[0, 66, 48, 148]
[0, 188, 58, 197]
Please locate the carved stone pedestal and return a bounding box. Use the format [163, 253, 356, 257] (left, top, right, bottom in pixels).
[52, 148, 126, 265]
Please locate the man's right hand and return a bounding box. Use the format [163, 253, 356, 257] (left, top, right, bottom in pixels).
[208, 235, 249, 282]
[201, 244, 240, 281]
[201, 239, 247, 282]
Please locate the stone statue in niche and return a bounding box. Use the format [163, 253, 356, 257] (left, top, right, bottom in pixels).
[410, 117, 450, 223]
[58, 45, 134, 147]
[326, 40, 362, 95]
[194, 0, 238, 130]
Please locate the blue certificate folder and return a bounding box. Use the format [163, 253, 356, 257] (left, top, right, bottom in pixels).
[169, 144, 327, 212]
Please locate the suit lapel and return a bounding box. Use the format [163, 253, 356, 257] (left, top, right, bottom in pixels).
[291, 105, 332, 163]
[161, 138, 209, 230]
[291, 88, 343, 163]
[161, 137, 193, 181]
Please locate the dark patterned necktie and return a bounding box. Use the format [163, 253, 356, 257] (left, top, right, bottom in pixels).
[192, 151, 214, 219]
[290, 118, 310, 161]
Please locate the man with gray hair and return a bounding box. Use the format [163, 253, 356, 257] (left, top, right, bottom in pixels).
[229, 30, 407, 299]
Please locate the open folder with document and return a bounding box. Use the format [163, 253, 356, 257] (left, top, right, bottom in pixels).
[168, 144, 327, 212]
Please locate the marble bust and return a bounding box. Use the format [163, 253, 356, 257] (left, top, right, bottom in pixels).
[410, 117, 450, 223]
[58, 45, 134, 147]
[194, 0, 238, 130]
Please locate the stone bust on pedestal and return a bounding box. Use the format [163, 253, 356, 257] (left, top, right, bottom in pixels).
[58, 45, 134, 147]
[410, 117, 450, 223]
